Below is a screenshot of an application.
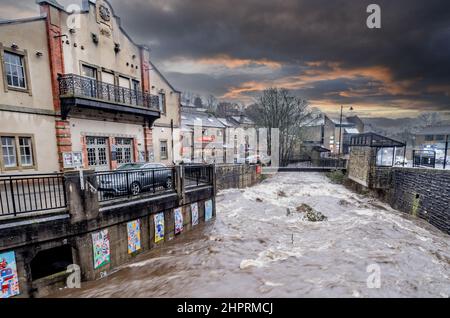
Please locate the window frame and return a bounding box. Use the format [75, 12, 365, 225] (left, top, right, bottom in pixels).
[160, 139, 168, 160]
[159, 91, 167, 114]
[0, 133, 37, 171]
[0, 43, 32, 95]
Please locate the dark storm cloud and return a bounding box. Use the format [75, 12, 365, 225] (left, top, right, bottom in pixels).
[1, 0, 450, 116]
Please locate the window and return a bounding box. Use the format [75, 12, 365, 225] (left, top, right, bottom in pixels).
[435, 135, 445, 141]
[425, 135, 434, 142]
[4, 52, 26, 89]
[19, 137, 33, 167]
[115, 138, 133, 164]
[1, 135, 35, 170]
[1, 137, 16, 168]
[160, 140, 168, 160]
[159, 92, 166, 114]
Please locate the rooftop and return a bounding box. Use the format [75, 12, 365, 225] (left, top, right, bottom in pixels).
[415, 125, 450, 136]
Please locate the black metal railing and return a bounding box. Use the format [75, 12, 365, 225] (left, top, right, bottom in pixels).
[184, 164, 214, 188]
[96, 167, 175, 202]
[0, 173, 67, 217]
[58, 74, 160, 110]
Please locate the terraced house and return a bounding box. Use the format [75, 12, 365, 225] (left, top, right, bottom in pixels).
[0, 0, 181, 174]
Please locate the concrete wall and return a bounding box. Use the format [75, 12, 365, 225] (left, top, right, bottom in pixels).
[0, 19, 54, 110]
[0, 111, 59, 173]
[0, 19, 60, 174]
[0, 168, 216, 298]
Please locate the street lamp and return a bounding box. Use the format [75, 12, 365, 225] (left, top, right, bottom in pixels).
[338, 106, 354, 157]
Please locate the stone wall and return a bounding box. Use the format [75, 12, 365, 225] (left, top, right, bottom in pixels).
[347, 147, 374, 187]
[215, 164, 262, 191]
[388, 168, 450, 234]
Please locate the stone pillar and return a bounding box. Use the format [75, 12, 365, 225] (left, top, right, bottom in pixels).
[64, 170, 100, 224]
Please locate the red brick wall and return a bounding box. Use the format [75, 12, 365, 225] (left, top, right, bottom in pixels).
[140, 46, 151, 93]
[144, 125, 154, 162]
[55, 120, 72, 168]
[41, 3, 70, 171]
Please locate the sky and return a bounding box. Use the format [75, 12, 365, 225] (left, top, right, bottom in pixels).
[1, 0, 450, 119]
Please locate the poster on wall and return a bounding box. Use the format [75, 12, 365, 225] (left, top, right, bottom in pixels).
[92, 229, 111, 269]
[174, 208, 183, 234]
[0, 251, 20, 298]
[205, 200, 213, 222]
[154, 213, 165, 243]
[127, 220, 142, 254]
[191, 203, 199, 226]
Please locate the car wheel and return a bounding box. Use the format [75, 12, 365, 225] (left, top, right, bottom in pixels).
[165, 177, 173, 189]
[130, 182, 141, 196]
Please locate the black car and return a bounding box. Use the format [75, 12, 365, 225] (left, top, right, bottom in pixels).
[97, 163, 173, 196]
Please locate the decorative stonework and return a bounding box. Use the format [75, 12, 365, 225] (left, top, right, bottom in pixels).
[96, 1, 113, 30]
[99, 4, 111, 22]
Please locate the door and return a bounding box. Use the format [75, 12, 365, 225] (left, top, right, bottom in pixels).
[102, 71, 115, 102]
[118, 76, 130, 104]
[81, 65, 98, 98]
[86, 137, 110, 171]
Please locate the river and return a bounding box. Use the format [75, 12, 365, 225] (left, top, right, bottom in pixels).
[54, 172, 450, 298]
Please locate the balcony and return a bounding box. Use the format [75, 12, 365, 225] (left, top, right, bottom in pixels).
[58, 74, 160, 121]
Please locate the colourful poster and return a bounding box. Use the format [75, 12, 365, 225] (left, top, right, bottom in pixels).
[154, 213, 165, 243]
[174, 208, 183, 234]
[205, 200, 213, 222]
[191, 203, 199, 226]
[92, 230, 111, 269]
[0, 251, 20, 298]
[127, 220, 142, 254]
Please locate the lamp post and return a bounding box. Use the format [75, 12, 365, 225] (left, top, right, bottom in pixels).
[338, 106, 354, 158]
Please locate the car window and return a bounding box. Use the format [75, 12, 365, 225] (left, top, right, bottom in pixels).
[118, 163, 144, 170]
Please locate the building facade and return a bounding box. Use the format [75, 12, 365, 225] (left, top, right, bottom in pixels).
[0, 0, 181, 174]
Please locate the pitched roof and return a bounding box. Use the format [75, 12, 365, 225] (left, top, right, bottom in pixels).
[415, 125, 450, 136]
[181, 110, 226, 129]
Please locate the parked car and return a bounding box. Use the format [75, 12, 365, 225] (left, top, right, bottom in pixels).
[98, 163, 173, 196]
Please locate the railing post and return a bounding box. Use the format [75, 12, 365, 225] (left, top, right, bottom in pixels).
[9, 177, 17, 217]
[175, 165, 184, 205]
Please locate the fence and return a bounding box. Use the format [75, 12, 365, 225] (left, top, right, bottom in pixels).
[183, 164, 214, 188]
[96, 166, 175, 202]
[0, 173, 67, 217]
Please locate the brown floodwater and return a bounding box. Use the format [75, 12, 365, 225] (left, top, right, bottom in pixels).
[53, 173, 450, 298]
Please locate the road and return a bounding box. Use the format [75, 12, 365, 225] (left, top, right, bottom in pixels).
[54, 172, 450, 298]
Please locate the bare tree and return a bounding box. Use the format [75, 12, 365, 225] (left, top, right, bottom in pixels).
[249, 88, 317, 166]
[194, 95, 204, 108]
[182, 91, 195, 105]
[206, 95, 218, 113]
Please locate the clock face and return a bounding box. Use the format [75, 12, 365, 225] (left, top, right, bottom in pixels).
[99, 5, 111, 22]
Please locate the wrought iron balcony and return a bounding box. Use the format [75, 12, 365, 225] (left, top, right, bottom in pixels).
[58, 73, 160, 120]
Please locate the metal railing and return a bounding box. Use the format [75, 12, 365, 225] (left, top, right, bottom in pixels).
[183, 164, 214, 188]
[0, 173, 67, 217]
[58, 73, 160, 110]
[96, 167, 175, 202]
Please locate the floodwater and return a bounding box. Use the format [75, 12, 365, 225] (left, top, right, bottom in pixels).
[54, 173, 450, 298]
